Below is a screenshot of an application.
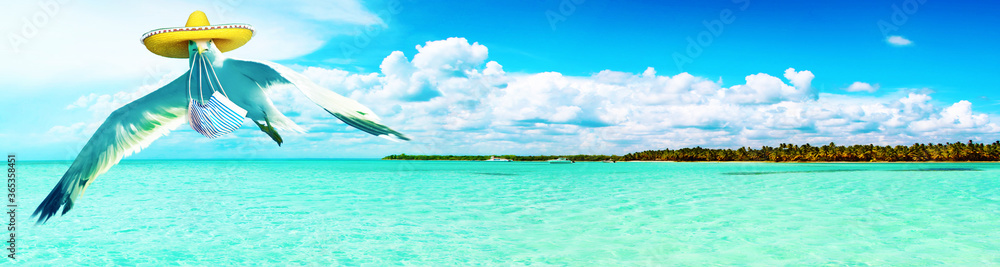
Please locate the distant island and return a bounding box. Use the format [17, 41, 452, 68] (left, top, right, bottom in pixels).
[384, 141, 1000, 162]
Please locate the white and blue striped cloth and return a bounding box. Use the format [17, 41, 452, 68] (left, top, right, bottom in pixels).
[188, 91, 248, 138]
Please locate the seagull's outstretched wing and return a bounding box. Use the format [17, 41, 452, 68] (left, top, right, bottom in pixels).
[33, 77, 189, 224]
[226, 58, 410, 141]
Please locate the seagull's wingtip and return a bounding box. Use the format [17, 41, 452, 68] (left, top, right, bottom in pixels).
[380, 134, 411, 142]
[394, 132, 411, 141]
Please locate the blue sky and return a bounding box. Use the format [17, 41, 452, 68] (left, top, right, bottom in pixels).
[310, 0, 999, 102]
[3, 0, 1000, 160]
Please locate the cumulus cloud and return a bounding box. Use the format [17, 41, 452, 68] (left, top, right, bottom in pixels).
[56, 37, 1000, 157]
[846, 82, 879, 93]
[887, 35, 913, 46]
[276, 38, 998, 155]
[783, 68, 814, 90]
[723, 68, 816, 104]
[909, 101, 996, 135]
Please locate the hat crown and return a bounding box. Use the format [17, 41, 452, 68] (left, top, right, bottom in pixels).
[142, 10, 254, 58]
[185, 11, 210, 27]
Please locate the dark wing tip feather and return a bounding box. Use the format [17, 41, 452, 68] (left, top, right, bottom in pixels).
[329, 111, 410, 141]
[32, 182, 71, 225]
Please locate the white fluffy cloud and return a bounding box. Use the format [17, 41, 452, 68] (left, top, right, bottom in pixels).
[783, 68, 814, 90]
[55, 37, 1000, 157]
[278, 38, 998, 155]
[887, 35, 913, 46]
[846, 82, 879, 93]
[724, 69, 815, 104]
[909, 101, 996, 135]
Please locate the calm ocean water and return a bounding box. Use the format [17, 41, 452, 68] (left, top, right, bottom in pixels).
[11, 160, 1000, 265]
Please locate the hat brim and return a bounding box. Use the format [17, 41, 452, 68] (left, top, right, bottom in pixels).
[141, 24, 254, 58]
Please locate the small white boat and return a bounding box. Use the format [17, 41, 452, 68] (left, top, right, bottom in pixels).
[484, 156, 512, 162]
[548, 158, 574, 164]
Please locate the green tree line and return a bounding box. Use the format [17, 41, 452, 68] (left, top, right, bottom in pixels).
[621, 141, 1000, 162]
[385, 141, 1000, 162]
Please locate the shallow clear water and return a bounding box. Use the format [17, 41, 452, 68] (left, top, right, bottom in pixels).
[11, 160, 1000, 265]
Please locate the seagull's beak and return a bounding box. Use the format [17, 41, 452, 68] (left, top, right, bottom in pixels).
[193, 39, 210, 54]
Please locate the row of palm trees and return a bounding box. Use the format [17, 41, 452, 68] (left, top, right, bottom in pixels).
[620, 141, 1000, 162]
[384, 141, 1000, 162]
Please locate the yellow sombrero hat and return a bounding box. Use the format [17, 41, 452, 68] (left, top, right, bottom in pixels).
[140, 11, 254, 58]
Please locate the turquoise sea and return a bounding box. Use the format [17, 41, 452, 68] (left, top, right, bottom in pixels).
[12, 160, 1000, 265]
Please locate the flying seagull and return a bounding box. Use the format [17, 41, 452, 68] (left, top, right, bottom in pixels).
[33, 11, 409, 223]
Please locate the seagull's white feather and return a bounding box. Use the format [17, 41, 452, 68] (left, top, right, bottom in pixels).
[33, 76, 188, 223]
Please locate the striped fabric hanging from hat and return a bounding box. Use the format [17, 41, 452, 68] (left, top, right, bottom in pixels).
[188, 91, 247, 138]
